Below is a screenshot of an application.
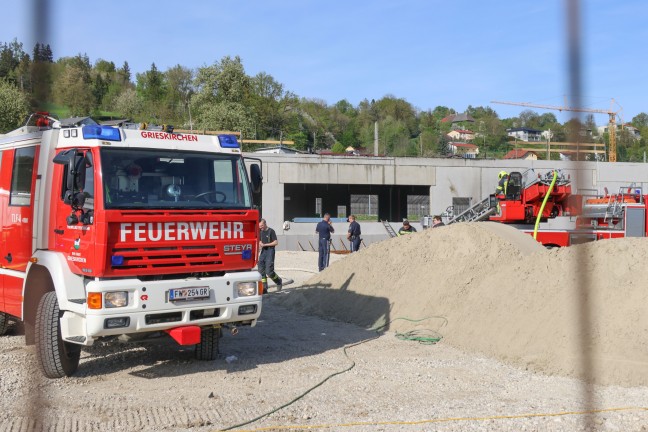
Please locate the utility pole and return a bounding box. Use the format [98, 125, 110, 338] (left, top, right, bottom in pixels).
[374, 121, 378, 156]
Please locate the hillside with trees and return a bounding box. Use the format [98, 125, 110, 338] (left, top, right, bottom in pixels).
[1, 38, 648, 161]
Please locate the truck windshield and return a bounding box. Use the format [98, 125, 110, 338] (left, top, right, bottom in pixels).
[100, 148, 253, 209]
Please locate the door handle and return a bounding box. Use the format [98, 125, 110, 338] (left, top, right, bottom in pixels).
[4, 253, 11, 263]
[54, 229, 64, 234]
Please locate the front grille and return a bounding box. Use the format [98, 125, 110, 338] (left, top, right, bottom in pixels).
[145, 312, 182, 325]
[106, 210, 258, 277]
[111, 243, 222, 274]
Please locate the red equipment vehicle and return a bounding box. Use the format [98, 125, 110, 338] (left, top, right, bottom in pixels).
[0, 113, 264, 378]
[447, 169, 648, 247]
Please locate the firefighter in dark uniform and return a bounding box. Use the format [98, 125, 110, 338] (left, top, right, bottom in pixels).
[347, 214, 362, 252]
[315, 213, 335, 271]
[258, 219, 292, 293]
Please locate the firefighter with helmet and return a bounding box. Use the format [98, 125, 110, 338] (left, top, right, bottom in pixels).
[496, 171, 509, 197]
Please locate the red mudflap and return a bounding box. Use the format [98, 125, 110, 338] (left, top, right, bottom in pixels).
[165, 326, 201, 345]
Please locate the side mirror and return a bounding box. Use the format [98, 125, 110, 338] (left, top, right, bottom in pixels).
[53, 149, 90, 207]
[73, 154, 88, 191]
[52, 149, 90, 192]
[250, 163, 262, 194]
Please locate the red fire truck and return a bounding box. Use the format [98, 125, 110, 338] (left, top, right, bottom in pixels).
[446, 169, 648, 247]
[0, 113, 263, 378]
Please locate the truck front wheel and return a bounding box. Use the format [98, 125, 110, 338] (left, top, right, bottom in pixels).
[0, 312, 10, 336]
[195, 326, 221, 361]
[35, 292, 81, 378]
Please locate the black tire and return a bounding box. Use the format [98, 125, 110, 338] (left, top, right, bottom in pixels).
[0, 312, 10, 336]
[35, 292, 81, 378]
[195, 326, 221, 361]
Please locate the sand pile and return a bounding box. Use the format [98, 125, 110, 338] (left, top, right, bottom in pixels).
[276, 222, 648, 387]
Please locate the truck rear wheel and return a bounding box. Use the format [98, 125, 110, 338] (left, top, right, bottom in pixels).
[35, 292, 81, 378]
[0, 312, 10, 336]
[195, 326, 221, 361]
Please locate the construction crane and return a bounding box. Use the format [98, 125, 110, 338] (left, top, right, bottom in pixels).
[491, 98, 622, 162]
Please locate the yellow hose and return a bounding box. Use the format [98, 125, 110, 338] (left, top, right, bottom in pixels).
[533, 170, 557, 240]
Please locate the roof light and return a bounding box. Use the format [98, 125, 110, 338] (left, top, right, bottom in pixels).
[82, 125, 121, 142]
[218, 134, 240, 149]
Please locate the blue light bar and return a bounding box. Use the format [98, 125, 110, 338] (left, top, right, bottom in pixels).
[218, 134, 240, 148]
[82, 125, 121, 142]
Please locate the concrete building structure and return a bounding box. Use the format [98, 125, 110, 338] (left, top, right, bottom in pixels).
[248, 153, 648, 251]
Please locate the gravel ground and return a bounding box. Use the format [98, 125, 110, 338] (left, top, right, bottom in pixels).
[0, 252, 647, 432]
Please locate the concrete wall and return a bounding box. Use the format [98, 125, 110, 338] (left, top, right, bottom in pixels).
[247, 152, 648, 251]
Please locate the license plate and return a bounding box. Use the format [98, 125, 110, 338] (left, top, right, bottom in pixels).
[168, 287, 210, 301]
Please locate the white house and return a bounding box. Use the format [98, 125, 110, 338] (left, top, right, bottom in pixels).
[448, 142, 479, 158]
[507, 127, 542, 142]
[447, 129, 475, 141]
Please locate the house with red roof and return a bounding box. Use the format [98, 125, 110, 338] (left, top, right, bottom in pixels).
[503, 149, 539, 160]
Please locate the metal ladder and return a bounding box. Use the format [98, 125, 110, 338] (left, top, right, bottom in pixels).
[447, 196, 496, 224]
[604, 194, 627, 222]
[382, 220, 398, 237]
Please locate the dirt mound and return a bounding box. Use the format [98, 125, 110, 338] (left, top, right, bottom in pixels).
[276, 222, 648, 386]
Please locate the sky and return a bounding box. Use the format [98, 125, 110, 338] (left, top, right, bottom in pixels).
[1, 0, 647, 126]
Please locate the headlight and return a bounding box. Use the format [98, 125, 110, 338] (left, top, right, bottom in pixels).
[104, 291, 129, 308]
[236, 282, 257, 297]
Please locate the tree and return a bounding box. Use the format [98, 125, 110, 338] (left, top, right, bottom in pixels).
[466, 105, 498, 119]
[91, 59, 119, 110]
[192, 56, 254, 135]
[117, 61, 131, 85]
[418, 129, 438, 157]
[114, 88, 142, 119]
[298, 98, 336, 150]
[0, 39, 26, 82]
[431, 106, 455, 122]
[52, 55, 95, 115]
[518, 110, 540, 128]
[331, 142, 345, 154]
[136, 62, 166, 103]
[32, 43, 53, 63]
[249, 71, 299, 140]
[165, 65, 194, 123]
[136, 63, 169, 121]
[538, 112, 558, 128]
[0, 80, 30, 132]
[631, 113, 648, 129]
[41, 44, 53, 62]
[373, 95, 418, 137]
[380, 116, 410, 156]
[437, 133, 450, 156]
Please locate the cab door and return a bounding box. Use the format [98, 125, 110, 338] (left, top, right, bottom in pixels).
[51, 149, 96, 276]
[2, 146, 39, 318]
